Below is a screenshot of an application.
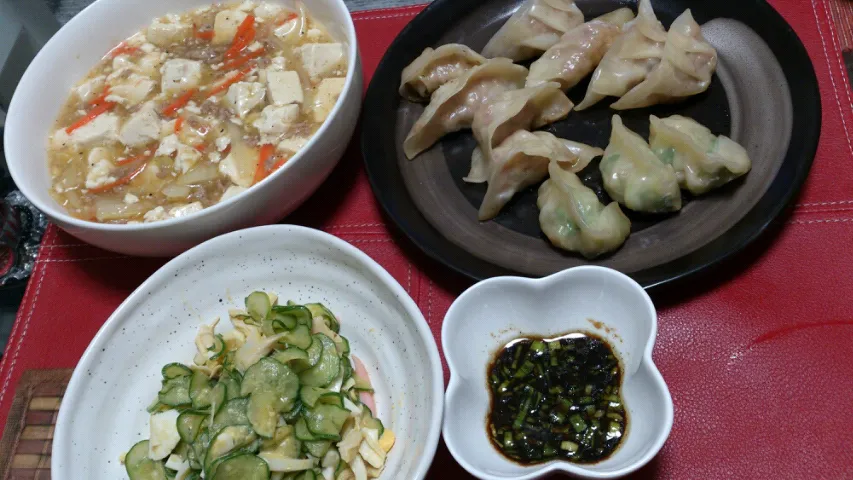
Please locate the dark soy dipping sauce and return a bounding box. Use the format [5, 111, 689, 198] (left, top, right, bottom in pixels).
[487, 331, 626, 465]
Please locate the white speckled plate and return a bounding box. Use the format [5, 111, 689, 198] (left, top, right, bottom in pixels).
[52, 225, 444, 479]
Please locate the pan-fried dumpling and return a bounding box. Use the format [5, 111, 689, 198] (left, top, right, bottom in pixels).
[612, 10, 717, 110]
[649, 115, 751, 195]
[538, 159, 631, 258]
[469, 82, 573, 177]
[600, 115, 681, 213]
[575, 0, 667, 110]
[403, 58, 528, 159]
[526, 8, 636, 90]
[399, 44, 488, 102]
[482, 0, 585, 61]
[471, 130, 603, 220]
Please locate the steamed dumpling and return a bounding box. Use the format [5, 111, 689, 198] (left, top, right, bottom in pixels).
[526, 8, 636, 90]
[399, 44, 488, 102]
[403, 58, 528, 159]
[469, 82, 573, 177]
[482, 0, 585, 61]
[612, 10, 717, 110]
[649, 115, 751, 195]
[575, 0, 667, 110]
[471, 130, 603, 220]
[600, 115, 682, 213]
[538, 159, 631, 258]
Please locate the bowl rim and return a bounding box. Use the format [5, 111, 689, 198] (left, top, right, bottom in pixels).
[441, 266, 674, 479]
[52, 224, 446, 479]
[4, 0, 360, 232]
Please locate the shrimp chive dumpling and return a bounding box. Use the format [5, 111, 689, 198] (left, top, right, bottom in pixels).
[403, 58, 528, 159]
[474, 130, 602, 221]
[649, 115, 751, 195]
[526, 8, 635, 91]
[600, 115, 682, 213]
[612, 9, 718, 110]
[538, 160, 631, 258]
[468, 82, 573, 179]
[482, 0, 585, 61]
[576, 0, 667, 110]
[399, 44, 487, 102]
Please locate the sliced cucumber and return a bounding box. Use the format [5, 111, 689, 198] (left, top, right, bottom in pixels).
[302, 440, 331, 459]
[361, 409, 385, 437]
[159, 375, 192, 406]
[340, 357, 352, 383]
[190, 430, 211, 471]
[211, 453, 270, 480]
[279, 324, 312, 350]
[211, 398, 250, 434]
[247, 391, 279, 438]
[190, 370, 214, 409]
[177, 410, 208, 443]
[317, 393, 344, 409]
[299, 386, 330, 408]
[269, 305, 312, 331]
[302, 404, 350, 441]
[209, 334, 227, 360]
[220, 370, 243, 401]
[294, 417, 317, 441]
[283, 401, 303, 423]
[204, 425, 257, 477]
[240, 358, 299, 401]
[339, 336, 350, 356]
[299, 335, 340, 387]
[209, 383, 227, 417]
[305, 303, 339, 333]
[162, 363, 193, 379]
[246, 291, 272, 322]
[272, 347, 309, 367]
[297, 469, 318, 480]
[125, 440, 167, 480]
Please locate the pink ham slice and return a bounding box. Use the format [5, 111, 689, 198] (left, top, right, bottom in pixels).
[351, 355, 376, 414]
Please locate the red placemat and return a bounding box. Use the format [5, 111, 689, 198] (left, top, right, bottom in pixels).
[2, 2, 853, 478]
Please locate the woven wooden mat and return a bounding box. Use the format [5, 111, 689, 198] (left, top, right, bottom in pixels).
[0, 370, 70, 479]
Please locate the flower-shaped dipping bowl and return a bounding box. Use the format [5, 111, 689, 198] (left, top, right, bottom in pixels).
[442, 266, 673, 479]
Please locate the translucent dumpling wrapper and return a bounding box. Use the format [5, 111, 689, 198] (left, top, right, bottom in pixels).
[471, 130, 603, 220]
[481, 0, 585, 61]
[526, 8, 636, 90]
[612, 9, 718, 110]
[538, 159, 631, 258]
[649, 115, 751, 195]
[403, 58, 528, 159]
[399, 44, 488, 102]
[468, 82, 573, 179]
[600, 115, 682, 213]
[575, 0, 667, 110]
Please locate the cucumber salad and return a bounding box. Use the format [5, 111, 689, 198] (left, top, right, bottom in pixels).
[124, 291, 395, 480]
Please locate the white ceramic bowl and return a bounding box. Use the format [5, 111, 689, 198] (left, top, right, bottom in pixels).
[442, 266, 673, 479]
[4, 0, 362, 256]
[52, 225, 444, 479]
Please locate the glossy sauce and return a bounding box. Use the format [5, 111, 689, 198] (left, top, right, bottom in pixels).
[487, 331, 626, 464]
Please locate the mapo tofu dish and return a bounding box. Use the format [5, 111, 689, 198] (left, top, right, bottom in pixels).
[48, 1, 348, 223]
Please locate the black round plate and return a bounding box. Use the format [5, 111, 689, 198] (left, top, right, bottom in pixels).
[361, 0, 820, 289]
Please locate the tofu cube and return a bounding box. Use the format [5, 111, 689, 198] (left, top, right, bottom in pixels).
[119, 104, 161, 147]
[277, 136, 309, 154]
[169, 202, 203, 218]
[161, 59, 203, 95]
[155, 134, 182, 157]
[266, 71, 303, 106]
[144, 206, 169, 222]
[313, 77, 346, 122]
[70, 113, 120, 147]
[213, 10, 249, 45]
[76, 75, 105, 103]
[254, 3, 282, 20]
[147, 18, 191, 47]
[138, 52, 165, 77]
[252, 104, 299, 136]
[225, 81, 265, 118]
[218, 152, 253, 187]
[174, 144, 202, 174]
[110, 73, 156, 107]
[85, 148, 116, 189]
[219, 185, 247, 203]
[299, 43, 345, 82]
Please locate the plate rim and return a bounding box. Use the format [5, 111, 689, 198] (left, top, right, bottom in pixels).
[51, 224, 446, 480]
[361, 0, 821, 289]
